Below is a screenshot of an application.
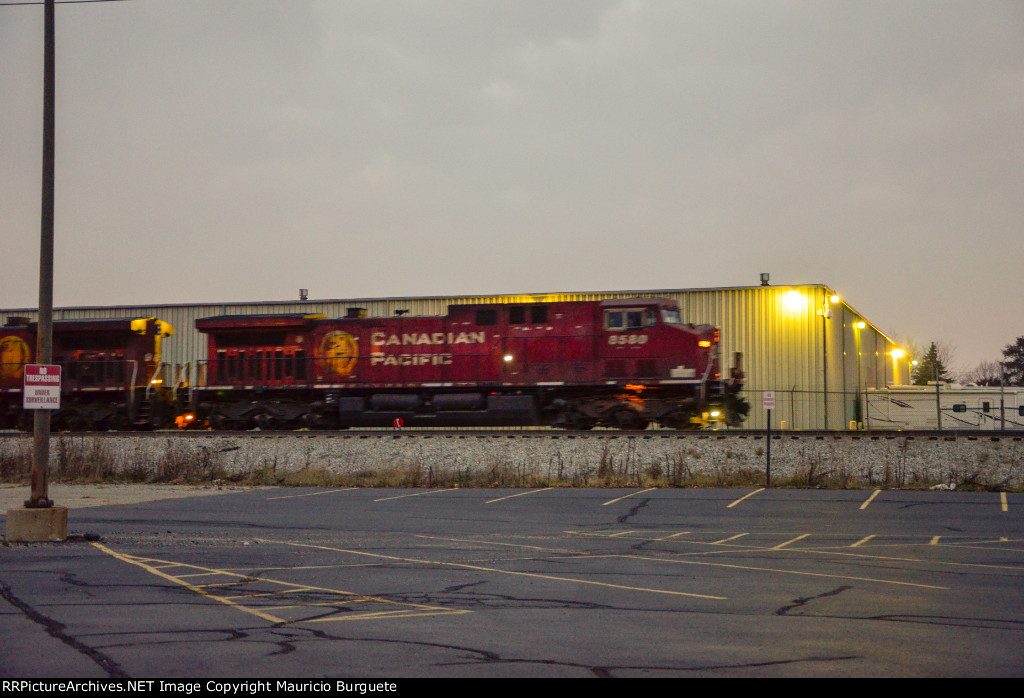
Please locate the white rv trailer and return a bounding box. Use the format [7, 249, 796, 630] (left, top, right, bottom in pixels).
[866, 384, 1024, 430]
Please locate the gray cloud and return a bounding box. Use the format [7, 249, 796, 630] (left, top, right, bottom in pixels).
[2, 0, 1022, 371]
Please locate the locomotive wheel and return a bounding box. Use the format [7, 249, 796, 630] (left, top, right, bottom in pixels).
[53, 410, 91, 432]
[658, 409, 700, 430]
[608, 408, 649, 431]
[251, 412, 278, 430]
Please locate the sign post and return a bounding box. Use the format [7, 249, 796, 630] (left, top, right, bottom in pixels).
[763, 391, 775, 487]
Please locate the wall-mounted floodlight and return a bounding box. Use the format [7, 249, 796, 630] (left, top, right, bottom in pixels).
[830, 295, 840, 304]
[856, 321, 866, 329]
[760, 273, 770, 286]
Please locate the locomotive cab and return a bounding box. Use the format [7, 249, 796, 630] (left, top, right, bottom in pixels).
[596, 298, 742, 429]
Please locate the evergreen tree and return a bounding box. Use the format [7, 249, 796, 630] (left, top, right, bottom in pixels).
[1002, 336, 1024, 386]
[912, 342, 948, 385]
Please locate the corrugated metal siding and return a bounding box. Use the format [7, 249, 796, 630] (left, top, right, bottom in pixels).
[1, 284, 897, 429]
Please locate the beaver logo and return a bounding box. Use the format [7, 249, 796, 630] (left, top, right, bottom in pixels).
[0, 336, 31, 381]
[318, 331, 358, 377]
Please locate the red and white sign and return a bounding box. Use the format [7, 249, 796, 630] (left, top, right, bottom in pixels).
[23, 364, 62, 410]
[762, 390, 776, 411]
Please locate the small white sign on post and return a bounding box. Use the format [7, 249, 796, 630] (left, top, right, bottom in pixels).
[762, 390, 776, 411]
[23, 364, 62, 410]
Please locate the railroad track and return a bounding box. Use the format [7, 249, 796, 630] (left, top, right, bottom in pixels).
[1, 428, 1020, 439]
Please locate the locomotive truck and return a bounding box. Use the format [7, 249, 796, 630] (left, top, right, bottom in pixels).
[0, 316, 175, 430]
[184, 297, 748, 430]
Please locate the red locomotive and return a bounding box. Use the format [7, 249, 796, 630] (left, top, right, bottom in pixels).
[187, 297, 747, 430]
[0, 316, 175, 430]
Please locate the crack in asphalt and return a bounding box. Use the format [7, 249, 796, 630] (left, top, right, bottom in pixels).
[776, 585, 853, 616]
[75, 622, 860, 677]
[0, 579, 130, 678]
[616, 498, 650, 524]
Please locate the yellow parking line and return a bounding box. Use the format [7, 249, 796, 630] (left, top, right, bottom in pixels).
[772, 534, 810, 550]
[655, 531, 691, 541]
[267, 540, 727, 601]
[373, 489, 457, 502]
[268, 488, 358, 500]
[617, 553, 947, 590]
[602, 488, 658, 506]
[726, 488, 764, 508]
[860, 489, 882, 510]
[929, 536, 941, 545]
[92, 542, 461, 624]
[486, 488, 553, 504]
[1001, 492, 1008, 512]
[91, 543, 285, 624]
[712, 533, 749, 544]
[850, 535, 875, 548]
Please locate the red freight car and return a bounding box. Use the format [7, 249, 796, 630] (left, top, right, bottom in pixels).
[0, 316, 175, 430]
[187, 297, 747, 430]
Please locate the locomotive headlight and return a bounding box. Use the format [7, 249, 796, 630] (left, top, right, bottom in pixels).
[698, 340, 711, 348]
[710, 410, 721, 418]
[503, 354, 514, 362]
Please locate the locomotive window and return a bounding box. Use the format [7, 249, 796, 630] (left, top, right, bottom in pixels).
[626, 311, 643, 329]
[606, 311, 624, 330]
[476, 309, 497, 326]
[661, 309, 682, 325]
[295, 350, 307, 381]
[510, 306, 548, 324]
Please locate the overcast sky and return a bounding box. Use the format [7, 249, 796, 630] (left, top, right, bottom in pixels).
[2, 0, 1022, 373]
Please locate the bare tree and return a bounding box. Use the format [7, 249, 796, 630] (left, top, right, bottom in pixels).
[961, 360, 1004, 386]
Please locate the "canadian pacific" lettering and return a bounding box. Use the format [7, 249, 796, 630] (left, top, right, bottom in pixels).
[370, 332, 485, 347]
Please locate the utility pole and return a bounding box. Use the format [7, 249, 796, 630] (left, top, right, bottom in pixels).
[7, 0, 64, 542]
[29, 0, 56, 509]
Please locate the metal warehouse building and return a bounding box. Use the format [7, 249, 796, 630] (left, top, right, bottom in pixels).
[1, 284, 901, 430]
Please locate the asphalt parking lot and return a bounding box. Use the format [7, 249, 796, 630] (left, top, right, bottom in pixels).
[2, 486, 1022, 678]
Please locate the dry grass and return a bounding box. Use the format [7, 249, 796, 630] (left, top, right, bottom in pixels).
[1, 435, 1019, 491]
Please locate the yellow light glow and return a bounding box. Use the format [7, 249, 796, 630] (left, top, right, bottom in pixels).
[891, 348, 905, 359]
[710, 410, 721, 418]
[503, 354, 513, 362]
[783, 290, 804, 311]
[830, 295, 840, 304]
[698, 340, 711, 347]
[856, 321, 866, 329]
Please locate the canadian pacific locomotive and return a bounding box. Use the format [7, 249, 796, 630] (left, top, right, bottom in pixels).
[1, 297, 747, 431]
[0, 316, 175, 430]
[185, 297, 747, 430]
